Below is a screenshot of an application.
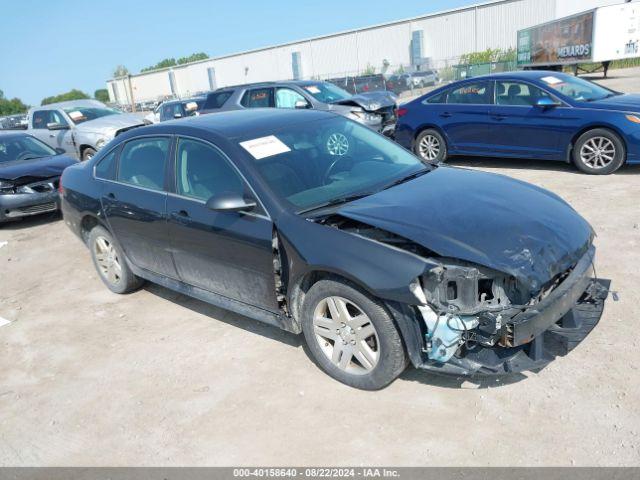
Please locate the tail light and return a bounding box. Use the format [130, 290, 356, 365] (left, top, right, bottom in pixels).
[397, 107, 408, 118]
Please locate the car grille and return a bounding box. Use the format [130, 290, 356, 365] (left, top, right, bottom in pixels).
[5, 202, 57, 218]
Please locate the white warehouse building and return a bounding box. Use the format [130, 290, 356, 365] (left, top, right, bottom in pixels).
[107, 0, 624, 104]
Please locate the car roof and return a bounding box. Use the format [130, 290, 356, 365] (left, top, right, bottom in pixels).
[137, 108, 335, 140]
[208, 79, 330, 93]
[461, 70, 573, 82]
[0, 131, 32, 138]
[29, 99, 106, 111]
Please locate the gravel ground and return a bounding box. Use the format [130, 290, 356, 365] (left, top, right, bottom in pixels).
[0, 69, 639, 467]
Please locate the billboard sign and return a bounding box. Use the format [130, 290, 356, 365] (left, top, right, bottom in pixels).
[518, 11, 594, 66]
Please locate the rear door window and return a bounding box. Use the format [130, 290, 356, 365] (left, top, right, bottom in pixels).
[117, 137, 170, 191]
[95, 148, 118, 180]
[241, 88, 274, 108]
[447, 82, 492, 105]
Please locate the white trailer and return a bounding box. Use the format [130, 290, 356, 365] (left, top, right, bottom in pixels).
[517, 1, 640, 76]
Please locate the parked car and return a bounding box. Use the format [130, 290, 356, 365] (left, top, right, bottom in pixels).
[395, 71, 640, 174]
[0, 114, 28, 130]
[60, 109, 607, 389]
[0, 132, 77, 223]
[198, 80, 398, 136]
[26, 100, 147, 161]
[145, 97, 205, 124]
[407, 70, 439, 88]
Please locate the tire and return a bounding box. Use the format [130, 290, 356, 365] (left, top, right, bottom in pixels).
[88, 226, 144, 294]
[301, 278, 407, 390]
[572, 128, 625, 175]
[82, 147, 97, 161]
[414, 129, 447, 163]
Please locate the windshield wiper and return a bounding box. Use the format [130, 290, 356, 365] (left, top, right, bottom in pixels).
[382, 167, 431, 190]
[297, 191, 375, 215]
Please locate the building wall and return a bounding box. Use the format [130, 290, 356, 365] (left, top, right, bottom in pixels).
[107, 0, 630, 104]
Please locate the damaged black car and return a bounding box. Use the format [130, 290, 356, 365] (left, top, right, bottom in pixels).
[0, 132, 77, 223]
[59, 109, 608, 390]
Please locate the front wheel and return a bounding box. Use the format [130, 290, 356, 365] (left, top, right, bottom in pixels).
[82, 147, 97, 161]
[301, 278, 407, 390]
[414, 129, 447, 163]
[572, 128, 625, 175]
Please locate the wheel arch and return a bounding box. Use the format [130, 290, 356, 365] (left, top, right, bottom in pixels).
[568, 124, 628, 163]
[79, 213, 110, 244]
[412, 124, 449, 151]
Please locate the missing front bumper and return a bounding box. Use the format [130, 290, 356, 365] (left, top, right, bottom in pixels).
[417, 278, 610, 376]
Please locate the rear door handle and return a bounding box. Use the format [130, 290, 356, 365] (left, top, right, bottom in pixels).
[492, 114, 507, 120]
[106, 192, 116, 199]
[440, 112, 452, 118]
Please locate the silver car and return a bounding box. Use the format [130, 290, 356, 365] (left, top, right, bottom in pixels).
[198, 81, 398, 136]
[26, 100, 146, 160]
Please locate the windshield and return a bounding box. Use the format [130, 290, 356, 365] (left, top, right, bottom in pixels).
[301, 83, 352, 103]
[62, 106, 120, 124]
[0, 135, 57, 163]
[540, 75, 617, 102]
[239, 116, 428, 212]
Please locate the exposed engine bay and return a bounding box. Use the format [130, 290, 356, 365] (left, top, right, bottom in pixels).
[319, 214, 609, 374]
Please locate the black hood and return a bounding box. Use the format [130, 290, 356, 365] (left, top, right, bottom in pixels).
[0, 154, 77, 181]
[337, 167, 593, 295]
[332, 91, 397, 111]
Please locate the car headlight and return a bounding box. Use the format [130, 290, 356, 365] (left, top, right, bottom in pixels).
[352, 111, 382, 123]
[0, 180, 15, 194]
[625, 114, 640, 124]
[95, 138, 107, 150]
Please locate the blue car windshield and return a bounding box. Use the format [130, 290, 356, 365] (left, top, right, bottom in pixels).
[300, 83, 352, 103]
[238, 116, 428, 212]
[0, 135, 57, 163]
[540, 75, 617, 102]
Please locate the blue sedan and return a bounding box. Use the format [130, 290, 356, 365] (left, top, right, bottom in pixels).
[394, 71, 640, 174]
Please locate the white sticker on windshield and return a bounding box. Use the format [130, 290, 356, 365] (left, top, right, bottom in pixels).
[240, 135, 291, 160]
[67, 110, 84, 120]
[304, 86, 321, 94]
[541, 76, 563, 85]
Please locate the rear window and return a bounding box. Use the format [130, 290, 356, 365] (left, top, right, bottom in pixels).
[203, 91, 233, 110]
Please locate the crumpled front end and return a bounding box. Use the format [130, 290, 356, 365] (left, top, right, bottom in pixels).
[412, 246, 608, 375]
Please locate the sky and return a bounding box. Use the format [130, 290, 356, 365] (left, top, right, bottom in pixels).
[0, 0, 479, 106]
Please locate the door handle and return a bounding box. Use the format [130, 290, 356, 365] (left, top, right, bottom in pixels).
[440, 112, 452, 118]
[49, 134, 56, 138]
[492, 114, 507, 120]
[107, 192, 116, 199]
[172, 210, 190, 218]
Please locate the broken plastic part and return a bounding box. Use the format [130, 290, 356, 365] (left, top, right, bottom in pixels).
[418, 305, 479, 363]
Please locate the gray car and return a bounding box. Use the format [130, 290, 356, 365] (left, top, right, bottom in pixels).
[26, 100, 146, 161]
[198, 81, 398, 136]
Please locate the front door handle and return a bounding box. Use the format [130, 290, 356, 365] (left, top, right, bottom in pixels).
[440, 112, 452, 118]
[492, 114, 507, 120]
[172, 210, 190, 218]
[106, 192, 116, 199]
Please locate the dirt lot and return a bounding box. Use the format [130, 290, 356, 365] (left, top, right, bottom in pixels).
[1, 70, 640, 467]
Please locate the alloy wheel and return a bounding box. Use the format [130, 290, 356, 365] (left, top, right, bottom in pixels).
[312, 296, 380, 374]
[580, 136, 616, 169]
[418, 134, 440, 161]
[93, 236, 122, 285]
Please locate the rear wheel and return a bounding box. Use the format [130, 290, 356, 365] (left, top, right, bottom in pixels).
[414, 129, 447, 163]
[88, 226, 144, 294]
[572, 128, 625, 175]
[301, 278, 407, 390]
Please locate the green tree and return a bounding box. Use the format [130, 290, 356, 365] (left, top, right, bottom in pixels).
[177, 52, 208, 65]
[94, 89, 110, 103]
[362, 63, 376, 75]
[41, 89, 90, 106]
[141, 58, 177, 72]
[113, 65, 129, 77]
[0, 89, 29, 116]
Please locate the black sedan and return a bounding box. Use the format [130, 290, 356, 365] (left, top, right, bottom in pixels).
[0, 132, 77, 223]
[60, 109, 608, 389]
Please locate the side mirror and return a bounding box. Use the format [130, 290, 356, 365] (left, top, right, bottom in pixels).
[295, 100, 310, 109]
[54, 148, 66, 155]
[535, 97, 561, 108]
[173, 113, 183, 119]
[206, 193, 257, 213]
[47, 122, 69, 130]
